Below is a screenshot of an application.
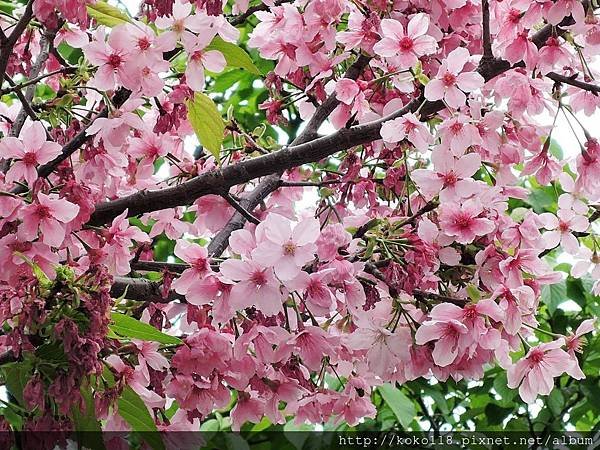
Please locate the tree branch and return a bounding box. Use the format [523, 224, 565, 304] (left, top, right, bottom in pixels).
[481, 0, 493, 60]
[110, 276, 186, 303]
[0, 0, 34, 88]
[207, 173, 281, 256]
[546, 72, 600, 93]
[228, 0, 293, 26]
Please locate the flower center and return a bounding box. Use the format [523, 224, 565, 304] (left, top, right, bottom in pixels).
[398, 36, 414, 51]
[528, 348, 544, 364]
[138, 37, 151, 51]
[108, 53, 123, 69]
[283, 241, 296, 256]
[443, 171, 458, 186]
[250, 270, 267, 286]
[442, 72, 457, 87]
[22, 152, 38, 165]
[36, 205, 52, 219]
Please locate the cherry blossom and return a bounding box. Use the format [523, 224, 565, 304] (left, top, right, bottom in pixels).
[373, 13, 437, 69]
[424, 47, 485, 108]
[0, 122, 61, 186]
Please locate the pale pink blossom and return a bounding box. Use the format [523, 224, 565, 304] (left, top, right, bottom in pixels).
[182, 33, 226, 91]
[373, 13, 437, 68]
[0, 122, 61, 186]
[438, 199, 495, 244]
[424, 47, 485, 109]
[252, 214, 320, 280]
[379, 112, 433, 152]
[19, 193, 80, 247]
[507, 339, 572, 403]
[411, 148, 481, 202]
[219, 258, 284, 316]
[172, 241, 212, 295]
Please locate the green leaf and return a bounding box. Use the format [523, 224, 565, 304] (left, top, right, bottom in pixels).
[86, 1, 132, 27]
[206, 37, 261, 75]
[110, 312, 182, 345]
[541, 282, 567, 315]
[186, 92, 225, 161]
[118, 386, 164, 450]
[3, 362, 31, 407]
[377, 383, 416, 429]
[485, 403, 513, 426]
[284, 420, 313, 450]
[72, 388, 106, 450]
[548, 389, 565, 416]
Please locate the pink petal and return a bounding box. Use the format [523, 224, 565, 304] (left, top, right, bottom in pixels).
[202, 50, 227, 73]
[407, 13, 429, 37]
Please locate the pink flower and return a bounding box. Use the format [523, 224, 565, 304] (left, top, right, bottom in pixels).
[182, 34, 226, 91]
[104, 209, 150, 275]
[346, 324, 411, 377]
[415, 318, 469, 367]
[83, 28, 139, 91]
[230, 392, 264, 431]
[0, 122, 61, 186]
[540, 208, 588, 254]
[537, 37, 571, 75]
[438, 199, 495, 244]
[411, 148, 481, 201]
[424, 47, 485, 109]
[144, 208, 189, 240]
[438, 114, 482, 156]
[417, 217, 461, 266]
[379, 112, 433, 152]
[252, 214, 320, 280]
[546, 0, 585, 26]
[334, 78, 360, 105]
[564, 319, 596, 379]
[134, 340, 169, 380]
[172, 240, 212, 296]
[315, 223, 351, 261]
[219, 258, 284, 316]
[507, 339, 572, 403]
[504, 31, 539, 68]
[373, 13, 437, 68]
[286, 270, 336, 315]
[19, 193, 80, 247]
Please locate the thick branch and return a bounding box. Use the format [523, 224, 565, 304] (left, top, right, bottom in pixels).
[481, 0, 493, 60]
[205, 53, 372, 257]
[90, 15, 569, 228]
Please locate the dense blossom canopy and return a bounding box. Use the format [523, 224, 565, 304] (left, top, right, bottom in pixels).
[1, 0, 600, 447]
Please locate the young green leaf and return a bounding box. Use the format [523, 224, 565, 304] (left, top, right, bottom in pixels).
[186, 92, 225, 161]
[86, 2, 132, 27]
[206, 37, 261, 75]
[110, 312, 182, 345]
[118, 386, 165, 450]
